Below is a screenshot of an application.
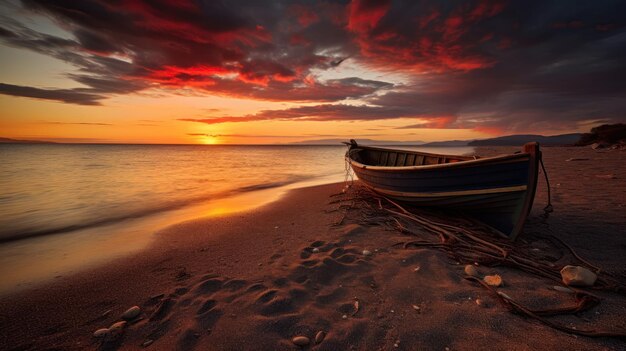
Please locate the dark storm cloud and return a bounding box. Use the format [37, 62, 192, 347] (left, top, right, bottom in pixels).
[0, 0, 625, 132]
[0, 83, 104, 105]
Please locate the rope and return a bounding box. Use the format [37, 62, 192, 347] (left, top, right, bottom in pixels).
[539, 154, 553, 215]
[336, 184, 626, 338]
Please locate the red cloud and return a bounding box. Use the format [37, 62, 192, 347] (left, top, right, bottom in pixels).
[290, 4, 320, 27]
[348, 0, 505, 72]
[348, 0, 391, 33]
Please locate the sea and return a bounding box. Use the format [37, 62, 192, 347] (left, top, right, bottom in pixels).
[0, 144, 473, 293]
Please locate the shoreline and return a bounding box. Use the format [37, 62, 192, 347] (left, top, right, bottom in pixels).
[1, 147, 625, 350]
[0, 173, 343, 295]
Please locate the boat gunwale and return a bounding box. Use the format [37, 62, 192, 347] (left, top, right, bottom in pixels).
[349, 144, 478, 160]
[347, 149, 530, 172]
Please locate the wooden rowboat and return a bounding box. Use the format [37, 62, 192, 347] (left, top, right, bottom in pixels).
[345, 140, 541, 240]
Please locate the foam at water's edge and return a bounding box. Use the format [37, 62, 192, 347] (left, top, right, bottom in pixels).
[0, 177, 318, 243]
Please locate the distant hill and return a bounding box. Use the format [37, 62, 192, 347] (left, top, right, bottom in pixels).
[468, 134, 581, 146]
[0, 137, 55, 144]
[419, 140, 472, 146]
[289, 138, 425, 145]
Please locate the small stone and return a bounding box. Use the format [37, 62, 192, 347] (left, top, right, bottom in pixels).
[142, 339, 154, 347]
[315, 331, 326, 344]
[394, 343, 399, 348]
[591, 142, 607, 150]
[413, 266, 421, 272]
[110, 321, 127, 330]
[362, 250, 372, 256]
[553, 285, 574, 293]
[475, 299, 485, 307]
[483, 274, 503, 287]
[93, 328, 109, 338]
[412, 304, 421, 312]
[101, 309, 112, 318]
[464, 265, 480, 278]
[560, 265, 597, 287]
[342, 314, 348, 319]
[292, 336, 310, 346]
[122, 306, 141, 320]
[109, 321, 127, 337]
[312, 248, 320, 253]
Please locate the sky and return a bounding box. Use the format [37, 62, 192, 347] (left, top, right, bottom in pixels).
[0, 0, 624, 144]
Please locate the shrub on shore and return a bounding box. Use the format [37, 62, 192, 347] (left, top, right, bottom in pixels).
[575, 123, 626, 147]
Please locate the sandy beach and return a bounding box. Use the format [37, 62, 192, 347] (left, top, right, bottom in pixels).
[1, 146, 625, 351]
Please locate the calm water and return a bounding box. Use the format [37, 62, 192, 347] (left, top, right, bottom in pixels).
[0, 144, 473, 292]
[0, 144, 348, 241]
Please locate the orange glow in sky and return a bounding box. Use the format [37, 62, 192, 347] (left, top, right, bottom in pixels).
[1, 1, 620, 144]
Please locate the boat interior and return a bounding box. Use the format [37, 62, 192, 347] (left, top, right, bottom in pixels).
[351, 147, 476, 167]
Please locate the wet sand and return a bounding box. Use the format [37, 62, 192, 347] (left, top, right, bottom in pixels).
[1, 146, 625, 350]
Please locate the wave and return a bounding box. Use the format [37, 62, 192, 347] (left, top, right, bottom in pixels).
[0, 177, 315, 244]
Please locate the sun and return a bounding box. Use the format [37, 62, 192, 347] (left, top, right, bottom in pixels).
[202, 136, 220, 144]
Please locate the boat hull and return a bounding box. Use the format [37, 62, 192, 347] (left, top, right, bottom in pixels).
[346, 142, 540, 240]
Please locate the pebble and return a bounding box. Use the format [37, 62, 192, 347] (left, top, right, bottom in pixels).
[560, 265, 597, 286]
[109, 321, 127, 337]
[413, 266, 421, 272]
[315, 331, 326, 344]
[101, 309, 112, 318]
[93, 328, 109, 338]
[312, 248, 320, 253]
[464, 265, 480, 278]
[292, 336, 310, 346]
[362, 249, 372, 256]
[412, 304, 421, 312]
[483, 274, 503, 287]
[475, 299, 485, 307]
[342, 314, 348, 319]
[122, 306, 141, 320]
[142, 339, 154, 347]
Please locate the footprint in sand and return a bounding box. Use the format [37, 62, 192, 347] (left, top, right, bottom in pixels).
[222, 279, 247, 292]
[195, 278, 223, 294]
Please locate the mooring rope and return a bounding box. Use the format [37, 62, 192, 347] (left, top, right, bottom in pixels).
[539, 154, 553, 215]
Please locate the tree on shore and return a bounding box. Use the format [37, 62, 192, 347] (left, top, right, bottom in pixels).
[575, 123, 626, 146]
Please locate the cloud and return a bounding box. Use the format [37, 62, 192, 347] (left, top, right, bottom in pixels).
[41, 121, 113, 125]
[1, 0, 625, 133]
[0, 83, 103, 105]
[179, 103, 431, 125]
[2, 0, 375, 104]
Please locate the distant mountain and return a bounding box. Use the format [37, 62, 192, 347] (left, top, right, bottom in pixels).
[419, 140, 472, 146]
[0, 137, 55, 144]
[289, 138, 425, 145]
[468, 134, 582, 146]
